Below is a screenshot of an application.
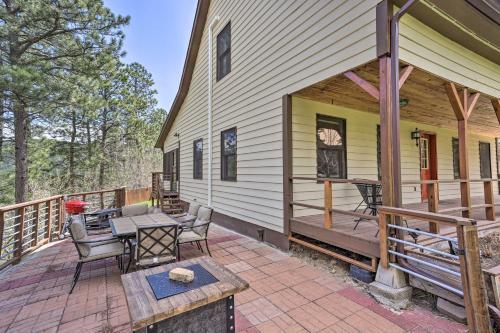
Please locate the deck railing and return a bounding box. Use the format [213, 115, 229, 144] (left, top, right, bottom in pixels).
[378, 206, 491, 333]
[402, 178, 498, 228]
[289, 176, 379, 229]
[0, 187, 127, 270]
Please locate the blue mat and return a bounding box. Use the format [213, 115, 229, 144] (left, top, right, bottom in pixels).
[146, 264, 219, 300]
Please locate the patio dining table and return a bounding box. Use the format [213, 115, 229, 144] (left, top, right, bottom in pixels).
[110, 213, 180, 273]
[110, 213, 179, 238]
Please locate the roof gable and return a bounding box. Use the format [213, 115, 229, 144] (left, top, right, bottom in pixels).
[155, 0, 210, 148]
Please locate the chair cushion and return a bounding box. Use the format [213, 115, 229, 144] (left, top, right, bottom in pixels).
[178, 230, 204, 243]
[188, 203, 200, 216]
[192, 206, 212, 236]
[69, 220, 91, 256]
[175, 214, 196, 226]
[122, 204, 149, 217]
[82, 242, 124, 262]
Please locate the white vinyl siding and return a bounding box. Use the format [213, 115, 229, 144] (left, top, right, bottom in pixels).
[292, 96, 498, 217]
[400, 12, 500, 98]
[164, 0, 379, 232]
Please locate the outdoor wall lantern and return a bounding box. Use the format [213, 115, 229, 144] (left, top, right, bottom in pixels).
[411, 128, 420, 146]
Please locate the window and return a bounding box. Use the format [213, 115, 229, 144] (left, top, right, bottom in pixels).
[420, 138, 429, 169]
[316, 115, 347, 179]
[221, 127, 237, 181]
[377, 125, 381, 180]
[193, 139, 203, 179]
[216, 22, 231, 81]
[480, 141, 492, 179]
[452, 138, 460, 179]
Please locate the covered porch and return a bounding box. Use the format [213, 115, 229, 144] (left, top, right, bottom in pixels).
[283, 58, 500, 270]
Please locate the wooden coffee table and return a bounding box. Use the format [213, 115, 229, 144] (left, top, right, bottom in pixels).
[121, 257, 249, 333]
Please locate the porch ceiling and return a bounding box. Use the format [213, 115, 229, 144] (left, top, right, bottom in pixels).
[293, 60, 500, 137]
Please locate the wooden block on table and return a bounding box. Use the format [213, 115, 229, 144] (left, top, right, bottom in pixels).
[169, 267, 194, 283]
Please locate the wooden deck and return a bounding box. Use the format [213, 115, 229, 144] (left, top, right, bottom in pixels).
[290, 196, 500, 260]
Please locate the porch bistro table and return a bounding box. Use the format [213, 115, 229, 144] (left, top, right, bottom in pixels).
[121, 257, 249, 333]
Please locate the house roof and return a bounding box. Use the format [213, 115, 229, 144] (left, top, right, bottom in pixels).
[155, 0, 210, 149]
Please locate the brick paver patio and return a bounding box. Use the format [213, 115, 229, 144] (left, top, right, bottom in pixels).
[0, 225, 467, 333]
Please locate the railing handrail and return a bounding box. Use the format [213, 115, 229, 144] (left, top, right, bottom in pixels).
[66, 187, 126, 198]
[378, 206, 475, 226]
[0, 195, 64, 213]
[290, 176, 381, 185]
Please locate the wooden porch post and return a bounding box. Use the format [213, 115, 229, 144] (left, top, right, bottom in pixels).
[446, 83, 480, 218]
[379, 56, 394, 208]
[324, 180, 333, 229]
[282, 95, 293, 238]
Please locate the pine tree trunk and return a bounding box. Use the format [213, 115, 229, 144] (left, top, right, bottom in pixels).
[14, 101, 28, 203]
[99, 109, 108, 188]
[86, 120, 92, 158]
[68, 108, 76, 191]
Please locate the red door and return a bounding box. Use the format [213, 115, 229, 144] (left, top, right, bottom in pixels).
[420, 133, 437, 201]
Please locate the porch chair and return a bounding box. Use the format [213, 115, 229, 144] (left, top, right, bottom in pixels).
[171, 203, 200, 226]
[121, 203, 150, 217]
[177, 206, 213, 260]
[135, 223, 178, 269]
[353, 182, 382, 235]
[68, 219, 124, 293]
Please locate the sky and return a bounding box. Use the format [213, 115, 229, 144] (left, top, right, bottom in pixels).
[103, 0, 198, 112]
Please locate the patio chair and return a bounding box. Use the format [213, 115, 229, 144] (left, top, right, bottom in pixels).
[135, 223, 178, 269]
[68, 219, 124, 293]
[177, 206, 213, 259]
[171, 203, 200, 226]
[353, 182, 382, 235]
[121, 203, 149, 217]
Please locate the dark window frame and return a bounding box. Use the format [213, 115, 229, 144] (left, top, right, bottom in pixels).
[316, 114, 347, 179]
[221, 127, 237, 181]
[452, 137, 460, 179]
[193, 138, 203, 179]
[479, 141, 492, 179]
[216, 22, 231, 81]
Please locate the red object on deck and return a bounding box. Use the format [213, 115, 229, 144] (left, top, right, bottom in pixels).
[64, 200, 88, 214]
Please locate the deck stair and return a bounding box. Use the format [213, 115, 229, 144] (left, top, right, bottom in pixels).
[161, 192, 183, 214]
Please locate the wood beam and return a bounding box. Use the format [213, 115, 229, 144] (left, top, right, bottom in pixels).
[398, 65, 414, 89]
[446, 82, 473, 218]
[492, 99, 500, 125]
[344, 71, 380, 101]
[467, 92, 480, 118]
[445, 82, 466, 120]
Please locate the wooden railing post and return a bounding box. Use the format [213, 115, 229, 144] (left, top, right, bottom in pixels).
[33, 203, 40, 247]
[324, 180, 332, 229]
[483, 180, 495, 221]
[378, 211, 389, 269]
[46, 200, 52, 240]
[58, 197, 64, 237]
[0, 211, 4, 260]
[427, 182, 440, 233]
[457, 223, 492, 333]
[14, 206, 26, 264]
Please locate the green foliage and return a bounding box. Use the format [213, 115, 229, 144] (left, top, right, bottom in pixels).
[0, 0, 165, 205]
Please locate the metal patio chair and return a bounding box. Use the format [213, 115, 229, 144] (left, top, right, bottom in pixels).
[68, 219, 124, 293]
[135, 223, 179, 269]
[177, 206, 213, 259]
[353, 182, 382, 236]
[171, 202, 200, 226]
